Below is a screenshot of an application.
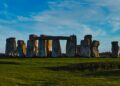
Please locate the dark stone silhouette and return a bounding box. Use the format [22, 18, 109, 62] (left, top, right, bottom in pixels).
[5, 37, 17, 56]
[111, 41, 120, 57]
[52, 39, 61, 57]
[79, 35, 92, 57]
[66, 35, 77, 57]
[27, 34, 38, 57]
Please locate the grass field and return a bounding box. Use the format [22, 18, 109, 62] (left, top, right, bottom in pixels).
[0, 57, 120, 86]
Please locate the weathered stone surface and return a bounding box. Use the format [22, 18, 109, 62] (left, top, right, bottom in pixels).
[84, 35, 92, 45]
[91, 40, 100, 57]
[76, 45, 81, 56]
[27, 34, 38, 57]
[17, 40, 26, 57]
[26, 40, 31, 57]
[66, 35, 77, 57]
[52, 39, 61, 57]
[111, 41, 120, 57]
[79, 35, 93, 57]
[38, 36, 47, 57]
[5, 37, 17, 56]
[79, 40, 91, 57]
[5, 34, 102, 58]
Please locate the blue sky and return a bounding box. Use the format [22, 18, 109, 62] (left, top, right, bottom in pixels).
[0, 0, 120, 53]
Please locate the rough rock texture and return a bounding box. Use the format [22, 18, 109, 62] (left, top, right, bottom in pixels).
[66, 35, 77, 57]
[17, 40, 26, 57]
[26, 40, 31, 57]
[5, 37, 17, 56]
[84, 35, 92, 46]
[91, 40, 100, 57]
[27, 34, 38, 57]
[76, 45, 81, 56]
[38, 36, 47, 57]
[79, 35, 93, 57]
[79, 40, 91, 57]
[111, 41, 120, 57]
[52, 39, 61, 57]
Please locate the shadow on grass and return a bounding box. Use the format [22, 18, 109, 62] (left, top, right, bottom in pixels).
[0, 61, 20, 65]
[45, 62, 120, 71]
[44, 62, 120, 77]
[84, 70, 120, 77]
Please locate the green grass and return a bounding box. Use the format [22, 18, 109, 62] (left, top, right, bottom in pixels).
[0, 57, 120, 86]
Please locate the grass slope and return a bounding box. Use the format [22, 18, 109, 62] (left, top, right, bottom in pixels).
[0, 58, 120, 86]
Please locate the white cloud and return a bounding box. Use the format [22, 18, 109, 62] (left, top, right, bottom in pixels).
[0, 19, 17, 24]
[1, 0, 120, 53]
[0, 24, 29, 53]
[82, 26, 106, 36]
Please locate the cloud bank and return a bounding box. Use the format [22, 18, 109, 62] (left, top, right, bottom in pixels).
[0, 0, 120, 53]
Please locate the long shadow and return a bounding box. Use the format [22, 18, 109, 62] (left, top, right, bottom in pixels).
[0, 61, 20, 65]
[44, 62, 120, 77]
[45, 62, 120, 71]
[84, 70, 120, 77]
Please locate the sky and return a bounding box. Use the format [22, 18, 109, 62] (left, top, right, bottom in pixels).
[0, 0, 120, 53]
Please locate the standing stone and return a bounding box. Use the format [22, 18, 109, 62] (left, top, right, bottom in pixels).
[27, 34, 38, 57]
[66, 35, 77, 57]
[79, 40, 91, 57]
[26, 40, 31, 57]
[17, 40, 26, 57]
[52, 39, 61, 57]
[111, 41, 120, 57]
[76, 45, 81, 56]
[38, 36, 47, 57]
[84, 35, 92, 46]
[79, 35, 92, 57]
[91, 40, 100, 57]
[5, 37, 17, 56]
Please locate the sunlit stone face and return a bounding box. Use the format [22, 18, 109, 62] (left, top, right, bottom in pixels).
[91, 40, 100, 57]
[47, 40, 52, 51]
[17, 40, 26, 57]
